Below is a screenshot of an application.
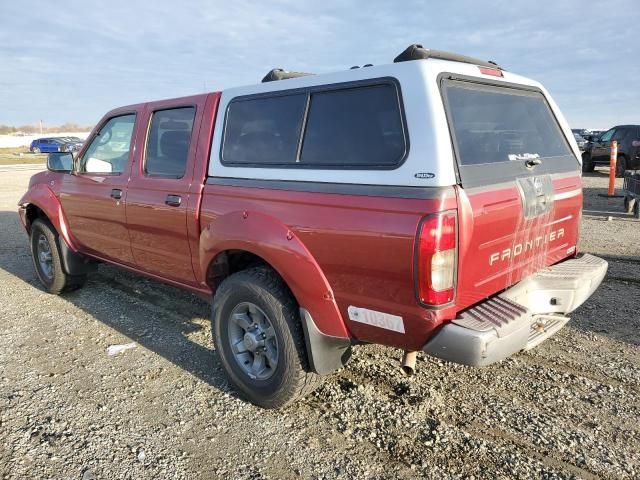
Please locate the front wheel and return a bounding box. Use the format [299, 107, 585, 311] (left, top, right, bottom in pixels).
[31, 147, 40, 154]
[30, 219, 87, 294]
[211, 267, 322, 408]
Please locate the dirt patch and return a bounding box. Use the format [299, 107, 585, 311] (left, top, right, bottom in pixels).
[1, 168, 638, 479]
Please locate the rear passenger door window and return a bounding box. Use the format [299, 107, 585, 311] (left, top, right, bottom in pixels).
[145, 107, 196, 178]
[301, 84, 405, 167]
[222, 94, 306, 165]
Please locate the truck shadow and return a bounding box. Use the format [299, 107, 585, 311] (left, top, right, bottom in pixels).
[582, 171, 634, 218]
[0, 210, 238, 399]
[570, 253, 640, 346]
[1, 209, 637, 382]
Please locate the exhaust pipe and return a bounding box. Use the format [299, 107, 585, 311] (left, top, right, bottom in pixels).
[401, 351, 417, 376]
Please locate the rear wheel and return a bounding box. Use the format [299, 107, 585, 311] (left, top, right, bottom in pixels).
[624, 196, 635, 214]
[30, 219, 87, 294]
[615, 155, 627, 178]
[634, 201, 640, 220]
[582, 153, 595, 173]
[211, 267, 322, 408]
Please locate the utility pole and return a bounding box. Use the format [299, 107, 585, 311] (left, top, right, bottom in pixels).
[39, 120, 43, 134]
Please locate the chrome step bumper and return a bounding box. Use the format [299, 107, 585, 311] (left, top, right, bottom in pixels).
[423, 254, 607, 366]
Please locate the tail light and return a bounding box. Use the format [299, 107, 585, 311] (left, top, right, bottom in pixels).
[415, 211, 457, 306]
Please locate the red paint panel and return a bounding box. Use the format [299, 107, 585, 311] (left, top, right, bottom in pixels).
[59, 172, 134, 264]
[455, 174, 582, 312]
[126, 94, 211, 285]
[57, 105, 144, 266]
[200, 184, 457, 349]
[186, 93, 221, 284]
[18, 176, 80, 251]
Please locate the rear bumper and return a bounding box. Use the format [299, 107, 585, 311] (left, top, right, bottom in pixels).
[423, 254, 608, 366]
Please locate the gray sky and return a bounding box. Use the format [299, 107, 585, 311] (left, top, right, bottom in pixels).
[1, 0, 638, 129]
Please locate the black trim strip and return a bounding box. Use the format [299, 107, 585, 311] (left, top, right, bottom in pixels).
[206, 177, 452, 200]
[295, 93, 311, 163]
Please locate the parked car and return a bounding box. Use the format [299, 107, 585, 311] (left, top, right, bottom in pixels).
[582, 130, 607, 144]
[59, 136, 85, 152]
[18, 44, 607, 408]
[573, 133, 587, 151]
[571, 128, 590, 138]
[29, 137, 67, 153]
[582, 125, 640, 176]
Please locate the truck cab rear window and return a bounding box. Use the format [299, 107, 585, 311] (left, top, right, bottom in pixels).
[222, 81, 407, 169]
[444, 82, 573, 166]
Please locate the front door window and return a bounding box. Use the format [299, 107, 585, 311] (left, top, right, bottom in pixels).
[79, 114, 136, 174]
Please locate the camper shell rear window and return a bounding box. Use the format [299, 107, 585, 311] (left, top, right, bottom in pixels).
[221, 78, 408, 170]
[440, 76, 579, 187]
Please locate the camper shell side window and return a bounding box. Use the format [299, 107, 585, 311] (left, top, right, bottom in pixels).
[220, 78, 409, 170]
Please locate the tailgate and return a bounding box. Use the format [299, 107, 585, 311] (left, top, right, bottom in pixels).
[440, 77, 582, 311]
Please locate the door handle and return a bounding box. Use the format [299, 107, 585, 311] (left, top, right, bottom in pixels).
[525, 158, 542, 168]
[110, 189, 122, 200]
[165, 194, 182, 207]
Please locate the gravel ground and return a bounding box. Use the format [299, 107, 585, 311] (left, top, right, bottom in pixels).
[1, 166, 638, 479]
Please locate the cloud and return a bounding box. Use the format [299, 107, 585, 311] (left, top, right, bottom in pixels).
[0, 0, 638, 127]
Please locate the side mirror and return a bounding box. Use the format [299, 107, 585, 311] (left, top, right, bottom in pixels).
[47, 152, 74, 173]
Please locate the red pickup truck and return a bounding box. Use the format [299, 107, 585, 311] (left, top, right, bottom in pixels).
[19, 45, 607, 408]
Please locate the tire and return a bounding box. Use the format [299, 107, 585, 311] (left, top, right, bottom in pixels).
[624, 196, 635, 214]
[30, 219, 87, 294]
[615, 155, 627, 178]
[582, 153, 595, 173]
[634, 201, 640, 220]
[211, 267, 322, 408]
[32, 147, 40, 154]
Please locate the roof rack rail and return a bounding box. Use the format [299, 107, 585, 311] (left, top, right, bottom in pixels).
[393, 44, 503, 70]
[262, 68, 313, 83]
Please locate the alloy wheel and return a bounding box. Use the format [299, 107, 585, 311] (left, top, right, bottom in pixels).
[227, 302, 279, 380]
[37, 234, 54, 280]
